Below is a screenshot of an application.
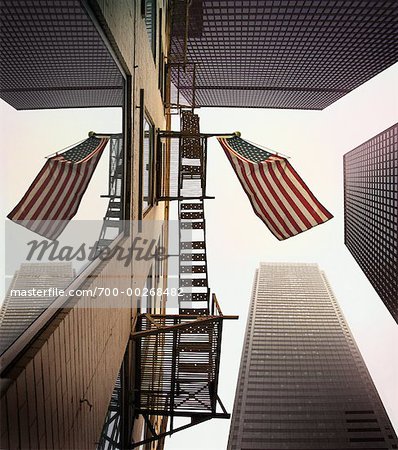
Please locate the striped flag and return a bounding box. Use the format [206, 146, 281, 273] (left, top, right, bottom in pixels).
[8, 136, 109, 240]
[217, 135, 333, 240]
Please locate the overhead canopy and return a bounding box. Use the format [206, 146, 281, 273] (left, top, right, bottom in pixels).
[170, 0, 398, 110]
[0, 0, 123, 110]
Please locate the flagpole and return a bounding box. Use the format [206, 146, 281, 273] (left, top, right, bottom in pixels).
[89, 131, 123, 138]
[44, 137, 86, 159]
[44, 132, 119, 159]
[157, 130, 238, 138]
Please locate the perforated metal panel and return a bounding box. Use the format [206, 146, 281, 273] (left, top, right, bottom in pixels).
[170, 0, 398, 109]
[0, 0, 123, 109]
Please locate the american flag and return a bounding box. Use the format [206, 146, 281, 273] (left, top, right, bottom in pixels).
[8, 136, 109, 240]
[217, 136, 333, 240]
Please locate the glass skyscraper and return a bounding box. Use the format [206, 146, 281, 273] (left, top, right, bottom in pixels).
[228, 263, 397, 450]
[344, 123, 398, 323]
[0, 262, 74, 354]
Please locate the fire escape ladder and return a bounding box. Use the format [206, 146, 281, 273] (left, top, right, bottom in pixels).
[178, 110, 210, 316]
[96, 133, 124, 254]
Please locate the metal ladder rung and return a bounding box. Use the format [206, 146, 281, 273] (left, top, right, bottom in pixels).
[103, 220, 123, 228]
[181, 222, 204, 230]
[179, 293, 208, 302]
[180, 265, 206, 273]
[105, 210, 122, 218]
[181, 150, 202, 159]
[181, 165, 201, 174]
[180, 279, 207, 287]
[180, 211, 204, 220]
[180, 253, 206, 261]
[180, 241, 206, 250]
[180, 203, 203, 210]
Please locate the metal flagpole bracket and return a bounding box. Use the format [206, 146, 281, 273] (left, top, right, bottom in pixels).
[89, 131, 123, 138]
[158, 130, 238, 139]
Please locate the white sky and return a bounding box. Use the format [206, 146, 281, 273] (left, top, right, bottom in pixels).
[1, 63, 397, 449]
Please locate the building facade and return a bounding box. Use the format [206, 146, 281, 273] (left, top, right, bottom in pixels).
[344, 123, 398, 323]
[228, 263, 397, 450]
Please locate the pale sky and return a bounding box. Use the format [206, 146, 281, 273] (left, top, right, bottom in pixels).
[1, 63, 397, 450]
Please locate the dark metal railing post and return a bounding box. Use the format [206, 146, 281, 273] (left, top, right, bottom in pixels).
[169, 320, 178, 433]
[212, 319, 223, 413]
[134, 315, 142, 414]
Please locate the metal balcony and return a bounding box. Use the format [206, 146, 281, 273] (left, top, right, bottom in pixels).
[131, 295, 237, 448]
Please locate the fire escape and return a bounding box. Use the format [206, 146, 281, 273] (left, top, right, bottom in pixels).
[97, 110, 237, 449]
[98, 1, 238, 445]
[96, 133, 124, 254]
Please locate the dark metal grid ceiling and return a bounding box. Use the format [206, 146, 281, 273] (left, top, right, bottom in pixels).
[170, 0, 398, 110]
[0, 1, 123, 110]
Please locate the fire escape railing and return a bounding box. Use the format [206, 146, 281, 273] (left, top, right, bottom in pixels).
[131, 294, 237, 448]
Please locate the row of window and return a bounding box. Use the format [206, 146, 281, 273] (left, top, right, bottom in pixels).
[141, 1, 167, 214]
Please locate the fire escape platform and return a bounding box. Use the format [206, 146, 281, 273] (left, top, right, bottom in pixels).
[133, 305, 237, 419]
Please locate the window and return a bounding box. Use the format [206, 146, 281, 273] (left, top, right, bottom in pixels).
[143, 115, 154, 211]
[144, 0, 157, 59]
[158, 8, 166, 100]
[141, 270, 153, 313]
[140, 232, 164, 314]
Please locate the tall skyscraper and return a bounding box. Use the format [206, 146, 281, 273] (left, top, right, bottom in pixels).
[228, 263, 397, 450]
[344, 123, 398, 323]
[0, 262, 75, 354]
